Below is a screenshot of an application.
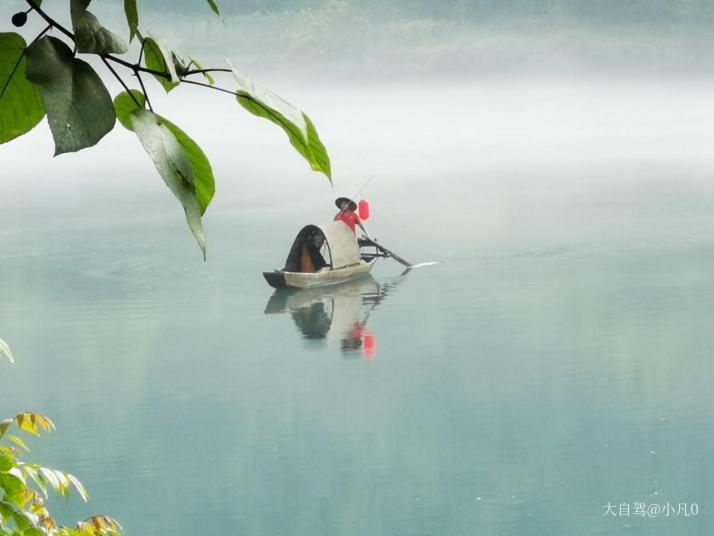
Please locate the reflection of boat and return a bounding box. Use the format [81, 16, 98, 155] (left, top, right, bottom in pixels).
[263, 222, 381, 289]
[265, 275, 402, 357]
[265, 275, 379, 336]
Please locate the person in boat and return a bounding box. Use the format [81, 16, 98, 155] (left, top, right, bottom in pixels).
[334, 197, 372, 239]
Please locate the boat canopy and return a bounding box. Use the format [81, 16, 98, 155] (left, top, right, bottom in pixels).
[283, 222, 361, 272]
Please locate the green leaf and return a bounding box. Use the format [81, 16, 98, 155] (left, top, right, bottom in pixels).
[0, 452, 14, 472]
[172, 53, 189, 77]
[113, 89, 144, 130]
[38, 468, 60, 494]
[161, 119, 214, 215]
[124, 0, 139, 42]
[76, 515, 123, 534]
[0, 33, 45, 144]
[0, 502, 34, 532]
[68, 474, 89, 502]
[142, 36, 179, 93]
[227, 61, 331, 181]
[130, 109, 206, 258]
[21, 465, 47, 497]
[25, 36, 115, 155]
[114, 90, 215, 214]
[0, 472, 24, 495]
[70, 0, 128, 55]
[0, 337, 14, 364]
[205, 0, 220, 15]
[0, 420, 11, 438]
[0, 500, 14, 523]
[7, 436, 28, 453]
[14, 413, 54, 436]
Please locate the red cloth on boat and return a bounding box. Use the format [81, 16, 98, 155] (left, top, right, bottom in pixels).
[334, 210, 361, 234]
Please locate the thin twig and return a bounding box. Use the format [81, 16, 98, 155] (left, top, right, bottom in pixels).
[32, 23, 52, 44]
[104, 54, 167, 79]
[180, 79, 288, 127]
[25, 0, 74, 41]
[0, 50, 25, 101]
[133, 40, 154, 110]
[183, 68, 232, 76]
[24, 0, 170, 80]
[101, 56, 142, 109]
[136, 71, 153, 112]
[180, 78, 237, 96]
[0, 24, 51, 100]
[22, 0, 239, 116]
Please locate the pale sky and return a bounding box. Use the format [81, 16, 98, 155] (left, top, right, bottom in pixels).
[6, 0, 714, 82]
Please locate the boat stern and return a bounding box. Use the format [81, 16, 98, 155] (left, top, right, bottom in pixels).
[263, 271, 287, 288]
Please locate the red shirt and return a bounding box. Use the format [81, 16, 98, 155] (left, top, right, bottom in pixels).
[334, 210, 361, 234]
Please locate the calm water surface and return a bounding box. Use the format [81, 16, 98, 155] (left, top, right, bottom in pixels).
[2, 82, 714, 535]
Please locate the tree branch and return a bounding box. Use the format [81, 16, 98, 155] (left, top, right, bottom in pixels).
[101, 56, 142, 109]
[22, 0, 240, 113]
[24, 0, 74, 41]
[180, 78, 238, 96]
[0, 24, 51, 100]
[135, 71, 153, 112]
[102, 54, 167, 79]
[183, 68, 232, 76]
[179, 79, 287, 127]
[23, 0, 170, 80]
[138, 38, 146, 65]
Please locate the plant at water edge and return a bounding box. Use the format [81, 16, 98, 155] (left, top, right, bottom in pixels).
[1, 343, 121, 536]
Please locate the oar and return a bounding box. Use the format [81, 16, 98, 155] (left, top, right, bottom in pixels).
[361, 237, 412, 268]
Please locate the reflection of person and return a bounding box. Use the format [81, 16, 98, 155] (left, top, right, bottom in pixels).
[340, 322, 376, 359]
[341, 322, 364, 351]
[334, 197, 372, 239]
[340, 337, 363, 351]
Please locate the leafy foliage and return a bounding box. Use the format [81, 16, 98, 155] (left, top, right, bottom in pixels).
[123, 0, 138, 42]
[141, 36, 179, 93]
[0, 32, 45, 144]
[188, 57, 214, 85]
[1, 349, 122, 536]
[25, 36, 115, 155]
[115, 90, 215, 214]
[70, 0, 128, 55]
[114, 89, 214, 258]
[0, 0, 331, 257]
[132, 108, 207, 258]
[0, 412, 122, 536]
[205, 0, 220, 16]
[228, 61, 331, 181]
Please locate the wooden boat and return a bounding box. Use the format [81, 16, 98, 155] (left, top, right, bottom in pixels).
[263, 222, 382, 289]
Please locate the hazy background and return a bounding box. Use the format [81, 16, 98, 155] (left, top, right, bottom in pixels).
[4, 0, 714, 245]
[8, 0, 714, 83]
[3, 2, 714, 535]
